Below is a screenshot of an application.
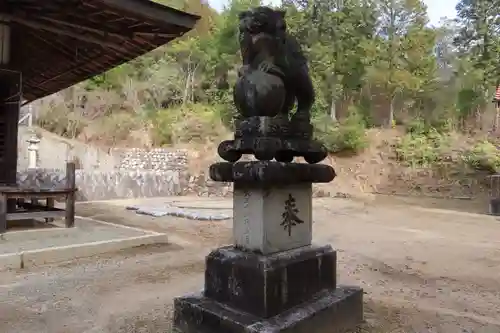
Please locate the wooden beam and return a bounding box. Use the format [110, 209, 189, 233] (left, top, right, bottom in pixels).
[36, 16, 130, 40]
[30, 44, 140, 88]
[26, 30, 80, 61]
[81, 16, 160, 50]
[18, 201, 65, 212]
[2, 14, 124, 51]
[8, 2, 87, 15]
[26, 31, 118, 70]
[97, 0, 199, 29]
[7, 210, 65, 221]
[0, 192, 74, 200]
[21, 84, 49, 101]
[0, 188, 75, 198]
[16, 5, 187, 38]
[134, 32, 177, 38]
[34, 60, 102, 87]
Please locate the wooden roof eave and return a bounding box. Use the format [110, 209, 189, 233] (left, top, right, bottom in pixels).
[97, 0, 200, 30]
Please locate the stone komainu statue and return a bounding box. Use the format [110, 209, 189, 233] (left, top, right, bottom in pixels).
[217, 6, 326, 164]
[234, 6, 315, 121]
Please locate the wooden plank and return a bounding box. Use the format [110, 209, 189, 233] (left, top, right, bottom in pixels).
[0, 194, 6, 233]
[0, 191, 73, 200]
[3, 14, 124, 51]
[6, 210, 66, 221]
[18, 202, 65, 212]
[65, 162, 76, 228]
[99, 0, 199, 29]
[0, 186, 74, 194]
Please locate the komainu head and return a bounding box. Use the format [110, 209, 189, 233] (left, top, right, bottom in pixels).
[238, 7, 287, 67]
[238, 7, 286, 37]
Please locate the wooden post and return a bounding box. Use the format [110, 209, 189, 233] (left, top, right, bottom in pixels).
[0, 194, 6, 233]
[46, 198, 54, 223]
[65, 162, 76, 228]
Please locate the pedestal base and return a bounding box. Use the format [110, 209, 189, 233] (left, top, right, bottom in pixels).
[173, 245, 363, 333]
[174, 287, 363, 333]
[490, 198, 500, 215]
[205, 245, 337, 317]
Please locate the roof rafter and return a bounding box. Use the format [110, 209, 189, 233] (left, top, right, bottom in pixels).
[4, 14, 124, 50]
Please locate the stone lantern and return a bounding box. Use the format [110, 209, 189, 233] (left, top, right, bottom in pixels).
[26, 135, 40, 169]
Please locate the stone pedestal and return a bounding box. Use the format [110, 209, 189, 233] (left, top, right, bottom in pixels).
[174, 246, 362, 333]
[173, 161, 363, 333]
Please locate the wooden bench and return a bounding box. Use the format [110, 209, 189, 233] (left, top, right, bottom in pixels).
[0, 162, 77, 232]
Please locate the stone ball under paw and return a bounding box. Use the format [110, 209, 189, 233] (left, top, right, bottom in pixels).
[234, 70, 285, 118]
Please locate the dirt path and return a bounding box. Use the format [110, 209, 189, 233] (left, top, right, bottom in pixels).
[1, 197, 500, 332]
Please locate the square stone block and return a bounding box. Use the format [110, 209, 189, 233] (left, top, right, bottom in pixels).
[204, 245, 336, 318]
[174, 286, 363, 333]
[233, 182, 312, 255]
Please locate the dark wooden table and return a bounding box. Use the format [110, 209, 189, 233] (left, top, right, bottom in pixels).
[0, 162, 77, 233]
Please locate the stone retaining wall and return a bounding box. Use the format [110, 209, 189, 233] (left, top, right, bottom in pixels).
[110, 148, 188, 171]
[17, 169, 232, 201]
[16, 168, 334, 202]
[17, 145, 336, 201]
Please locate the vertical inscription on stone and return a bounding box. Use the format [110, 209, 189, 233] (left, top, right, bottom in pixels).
[280, 193, 304, 236]
[243, 190, 251, 244]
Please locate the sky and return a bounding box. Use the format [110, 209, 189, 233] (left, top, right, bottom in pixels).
[207, 0, 458, 26]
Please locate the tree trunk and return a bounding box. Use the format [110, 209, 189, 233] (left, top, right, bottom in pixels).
[475, 106, 482, 131]
[182, 71, 190, 105]
[190, 64, 197, 103]
[388, 95, 395, 128]
[329, 76, 338, 121]
[330, 96, 337, 122]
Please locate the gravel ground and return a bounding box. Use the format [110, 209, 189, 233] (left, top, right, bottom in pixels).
[0, 196, 499, 332]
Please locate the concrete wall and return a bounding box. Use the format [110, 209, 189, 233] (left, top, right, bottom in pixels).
[17, 128, 189, 172]
[18, 127, 118, 171]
